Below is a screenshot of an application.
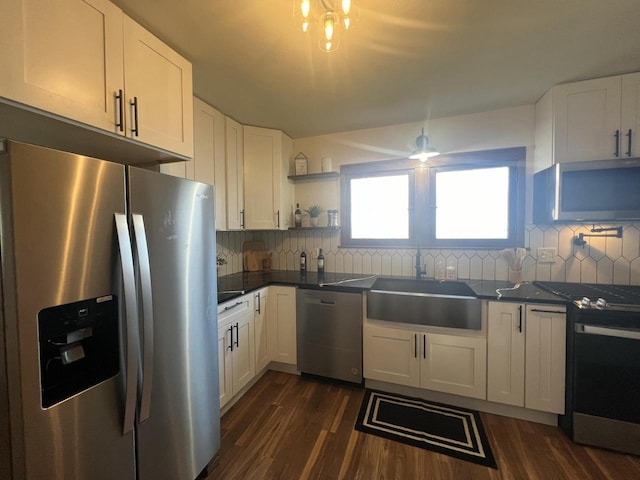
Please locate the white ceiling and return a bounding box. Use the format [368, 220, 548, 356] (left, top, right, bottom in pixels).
[112, 0, 640, 139]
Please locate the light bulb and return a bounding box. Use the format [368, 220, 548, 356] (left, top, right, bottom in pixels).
[343, 16, 350, 29]
[324, 15, 335, 41]
[342, 0, 351, 15]
[301, 0, 311, 18]
[302, 20, 309, 32]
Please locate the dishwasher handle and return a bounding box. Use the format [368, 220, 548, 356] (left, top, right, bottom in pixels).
[303, 296, 336, 306]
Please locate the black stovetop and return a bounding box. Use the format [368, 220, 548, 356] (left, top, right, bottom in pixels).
[534, 281, 640, 306]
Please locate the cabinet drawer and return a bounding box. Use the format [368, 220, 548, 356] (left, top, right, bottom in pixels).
[218, 296, 252, 327]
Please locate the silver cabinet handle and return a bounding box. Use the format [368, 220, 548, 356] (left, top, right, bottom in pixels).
[114, 214, 139, 434]
[234, 323, 239, 348]
[626, 129, 633, 157]
[614, 129, 620, 157]
[276, 210, 280, 228]
[530, 309, 565, 314]
[132, 214, 153, 423]
[240, 209, 245, 229]
[227, 326, 233, 351]
[423, 334, 426, 359]
[256, 292, 261, 314]
[414, 334, 418, 358]
[224, 301, 244, 312]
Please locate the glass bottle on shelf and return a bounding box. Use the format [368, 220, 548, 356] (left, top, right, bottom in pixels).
[294, 203, 302, 228]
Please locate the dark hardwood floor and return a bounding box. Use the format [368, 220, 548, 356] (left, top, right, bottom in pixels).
[208, 371, 640, 479]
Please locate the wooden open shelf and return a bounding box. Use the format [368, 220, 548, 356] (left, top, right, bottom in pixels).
[288, 226, 340, 231]
[287, 172, 340, 181]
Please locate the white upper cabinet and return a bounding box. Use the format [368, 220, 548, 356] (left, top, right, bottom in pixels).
[243, 126, 293, 230]
[0, 0, 194, 159]
[225, 117, 245, 230]
[535, 72, 640, 171]
[122, 15, 193, 157]
[0, 0, 124, 132]
[192, 98, 226, 229]
[622, 73, 640, 158]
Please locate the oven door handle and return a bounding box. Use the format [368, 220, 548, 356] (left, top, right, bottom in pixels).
[575, 323, 640, 341]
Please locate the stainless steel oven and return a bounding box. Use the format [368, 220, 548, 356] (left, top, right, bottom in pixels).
[571, 304, 640, 455]
[535, 282, 640, 455]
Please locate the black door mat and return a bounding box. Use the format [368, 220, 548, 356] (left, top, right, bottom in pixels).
[355, 389, 497, 469]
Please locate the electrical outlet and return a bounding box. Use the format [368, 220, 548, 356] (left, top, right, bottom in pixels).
[537, 247, 556, 263]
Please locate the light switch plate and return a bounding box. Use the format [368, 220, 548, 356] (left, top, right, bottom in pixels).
[537, 247, 556, 263]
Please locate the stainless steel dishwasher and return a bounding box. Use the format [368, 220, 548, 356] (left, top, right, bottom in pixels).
[296, 289, 363, 384]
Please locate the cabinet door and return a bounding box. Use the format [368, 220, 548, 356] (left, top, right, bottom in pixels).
[525, 306, 566, 414]
[277, 133, 294, 229]
[363, 322, 420, 387]
[231, 312, 255, 393]
[487, 302, 525, 407]
[422, 333, 487, 399]
[621, 72, 640, 158]
[193, 97, 226, 229]
[244, 126, 278, 229]
[159, 162, 188, 179]
[0, 0, 124, 133]
[266, 286, 297, 365]
[254, 288, 270, 372]
[122, 15, 193, 157]
[225, 117, 244, 230]
[218, 323, 233, 409]
[554, 76, 622, 162]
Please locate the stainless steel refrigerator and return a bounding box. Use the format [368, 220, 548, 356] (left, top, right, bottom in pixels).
[0, 140, 220, 480]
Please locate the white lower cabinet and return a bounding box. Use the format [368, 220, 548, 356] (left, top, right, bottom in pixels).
[266, 286, 297, 365]
[218, 294, 255, 410]
[421, 333, 487, 399]
[363, 323, 420, 387]
[253, 288, 270, 372]
[363, 319, 487, 400]
[487, 302, 566, 414]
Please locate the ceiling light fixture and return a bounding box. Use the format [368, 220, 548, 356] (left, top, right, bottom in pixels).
[294, 0, 356, 53]
[409, 128, 440, 162]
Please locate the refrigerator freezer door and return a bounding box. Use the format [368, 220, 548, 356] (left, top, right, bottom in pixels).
[0, 141, 136, 479]
[128, 168, 220, 480]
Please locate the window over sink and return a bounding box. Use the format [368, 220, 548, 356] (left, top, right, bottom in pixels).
[341, 147, 525, 249]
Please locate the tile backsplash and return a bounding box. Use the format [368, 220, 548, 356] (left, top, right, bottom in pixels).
[216, 223, 640, 285]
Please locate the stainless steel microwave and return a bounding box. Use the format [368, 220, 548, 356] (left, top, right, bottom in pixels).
[533, 158, 640, 223]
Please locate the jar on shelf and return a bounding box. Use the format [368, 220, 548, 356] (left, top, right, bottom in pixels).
[327, 210, 338, 227]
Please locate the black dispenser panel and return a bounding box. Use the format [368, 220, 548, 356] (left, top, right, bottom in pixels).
[38, 295, 120, 408]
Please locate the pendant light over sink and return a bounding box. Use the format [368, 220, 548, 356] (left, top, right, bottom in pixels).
[294, 0, 356, 53]
[409, 128, 440, 162]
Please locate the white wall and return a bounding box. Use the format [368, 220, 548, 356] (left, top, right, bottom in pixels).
[217, 105, 640, 285]
[291, 105, 536, 223]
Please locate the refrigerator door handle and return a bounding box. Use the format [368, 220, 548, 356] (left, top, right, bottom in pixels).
[115, 213, 140, 435]
[132, 213, 154, 423]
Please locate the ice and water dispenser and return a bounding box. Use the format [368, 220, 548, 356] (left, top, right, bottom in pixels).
[38, 295, 120, 408]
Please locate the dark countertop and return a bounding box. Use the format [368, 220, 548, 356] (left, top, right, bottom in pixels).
[217, 270, 568, 305]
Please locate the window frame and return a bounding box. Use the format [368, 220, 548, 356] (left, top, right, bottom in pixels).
[340, 159, 416, 248]
[339, 147, 526, 249]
